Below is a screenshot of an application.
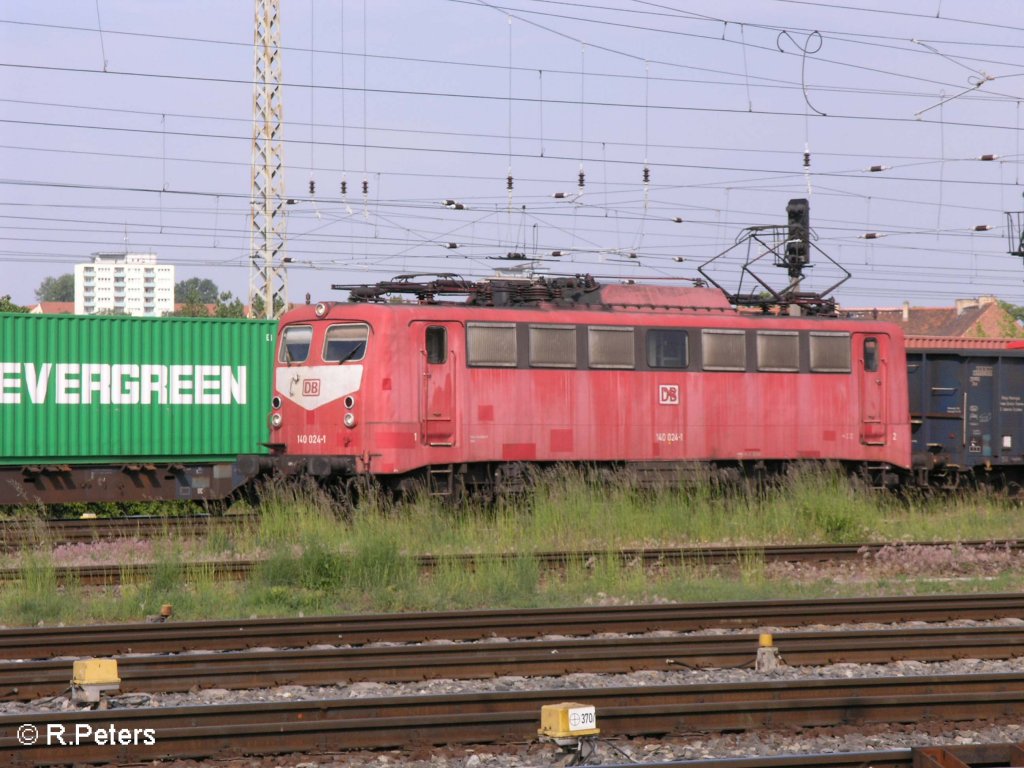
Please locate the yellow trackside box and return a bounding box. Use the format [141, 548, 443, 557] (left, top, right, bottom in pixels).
[539, 702, 599, 738]
[72, 659, 120, 686]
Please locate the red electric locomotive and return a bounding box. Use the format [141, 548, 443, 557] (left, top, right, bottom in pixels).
[261, 275, 911, 499]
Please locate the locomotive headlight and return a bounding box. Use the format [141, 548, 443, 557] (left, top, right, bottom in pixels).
[343, 412, 357, 429]
[315, 302, 328, 317]
[270, 412, 283, 429]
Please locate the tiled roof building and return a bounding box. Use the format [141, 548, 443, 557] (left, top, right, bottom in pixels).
[844, 296, 1023, 339]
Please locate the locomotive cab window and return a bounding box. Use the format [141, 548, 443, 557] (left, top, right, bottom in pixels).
[426, 326, 447, 364]
[646, 329, 687, 369]
[279, 325, 313, 363]
[530, 324, 577, 368]
[467, 322, 517, 367]
[323, 323, 369, 363]
[589, 326, 634, 369]
[809, 332, 851, 372]
[702, 329, 746, 371]
[756, 331, 799, 372]
[864, 337, 879, 372]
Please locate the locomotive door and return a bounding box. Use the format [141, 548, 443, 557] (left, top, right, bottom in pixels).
[417, 322, 457, 446]
[856, 333, 887, 445]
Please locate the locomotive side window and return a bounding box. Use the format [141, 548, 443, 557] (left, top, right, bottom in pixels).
[809, 332, 851, 372]
[529, 324, 577, 368]
[646, 329, 687, 369]
[702, 329, 746, 371]
[589, 326, 635, 369]
[863, 337, 879, 372]
[467, 322, 517, 367]
[323, 323, 369, 363]
[426, 326, 447, 364]
[279, 325, 313, 363]
[756, 331, 799, 372]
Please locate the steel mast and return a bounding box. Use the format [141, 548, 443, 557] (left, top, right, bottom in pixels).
[249, 0, 288, 319]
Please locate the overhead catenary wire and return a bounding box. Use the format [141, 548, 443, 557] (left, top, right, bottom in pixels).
[4, 3, 1024, 310]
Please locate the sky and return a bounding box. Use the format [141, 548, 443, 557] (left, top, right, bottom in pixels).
[3, 0, 1024, 310]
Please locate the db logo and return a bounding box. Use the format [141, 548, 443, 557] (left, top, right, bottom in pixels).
[658, 384, 679, 405]
[302, 379, 321, 396]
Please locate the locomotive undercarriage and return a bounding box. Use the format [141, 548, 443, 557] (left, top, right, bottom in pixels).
[248, 455, 937, 507]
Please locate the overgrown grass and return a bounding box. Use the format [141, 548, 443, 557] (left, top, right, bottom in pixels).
[4, 465, 1024, 626]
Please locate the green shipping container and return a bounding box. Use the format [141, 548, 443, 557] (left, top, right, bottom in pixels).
[0, 313, 277, 465]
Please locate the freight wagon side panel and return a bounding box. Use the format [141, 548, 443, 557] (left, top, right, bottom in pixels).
[908, 349, 1024, 471]
[0, 314, 277, 465]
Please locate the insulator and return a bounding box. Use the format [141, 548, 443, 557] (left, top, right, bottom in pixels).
[974, 224, 993, 231]
[642, 166, 650, 184]
[507, 175, 514, 191]
[578, 170, 585, 188]
[451, 203, 465, 210]
[803, 151, 811, 168]
[553, 192, 567, 199]
[362, 179, 369, 195]
[628, 251, 638, 259]
[551, 250, 563, 257]
[979, 154, 999, 161]
[308, 179, 316, 195]
[444, 242, 459, 249]
[672, 217, 683, 223]
[861, 232, 882, 239]
[673, 256, 685, 262]
[341, 180, 348, 195]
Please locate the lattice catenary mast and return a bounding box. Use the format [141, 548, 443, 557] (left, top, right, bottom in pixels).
[249, 0, 288, 319]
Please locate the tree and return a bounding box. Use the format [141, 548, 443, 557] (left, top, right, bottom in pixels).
[214, 292, 246, 318]
[0, 295, 28, 313]
[251, 293, 286, 318]
[174, 277, 220, 305]
[35, 274, 75, 302]
[997, 301, 1024, 338]
[169, 289, 248, 318]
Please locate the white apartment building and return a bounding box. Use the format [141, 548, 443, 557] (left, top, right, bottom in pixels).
[74, 252, 175, 317]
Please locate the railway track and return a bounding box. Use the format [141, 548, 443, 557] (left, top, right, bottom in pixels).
[3, 623, 1024, 701]
[2, 539, 1022, 586]
[2, 592, 1024, 660]
[2, 672, 1023, 765]
[0, 515, 249, 551]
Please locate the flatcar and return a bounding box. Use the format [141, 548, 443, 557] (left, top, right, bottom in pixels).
[254, 275, 912, 499]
